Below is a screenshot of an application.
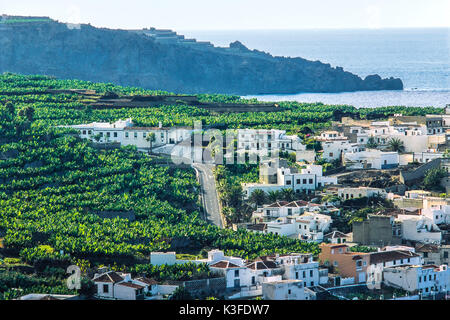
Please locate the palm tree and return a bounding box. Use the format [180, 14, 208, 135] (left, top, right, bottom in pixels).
[267, 190, 281, 203]
[145, 132, 156, 154]
[248, 189, 266, 208]
[387, 138, 405, 153]
[280, 188, 295, 202]
[366, 136, 378, 149]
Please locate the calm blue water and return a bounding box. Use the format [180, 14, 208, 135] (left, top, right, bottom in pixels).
[182, 28, 450, 108]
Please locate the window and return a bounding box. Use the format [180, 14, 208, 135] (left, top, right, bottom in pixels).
[310, 270, 313, 277]
[143, 132, 147, 138]
[444, 252, 449, 259]
[303, 179, 307, 184]
[113, 132, 117, 138]
[125, 132, 129, 138]
[296, 179, 301, 184]
[424, 252, 428, 258]
[333, 261, 338, 267]
[286, 180, 291, 185]
[288, 289, 291, 295]
[106, 132, 110, 137]
[234, 270, 239, 277]
[134, 132, 137, 139]
[303, 271, 306, 278]
[82, 130, 86, 135]
[309, 179, 313, 184]
[103, 284, 109, 293]
[295, 272, 299, 279]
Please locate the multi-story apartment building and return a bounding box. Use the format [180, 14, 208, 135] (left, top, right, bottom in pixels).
[237, 129, 306, 155]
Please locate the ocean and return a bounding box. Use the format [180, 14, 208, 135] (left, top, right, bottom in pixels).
[181, 28, 450, 108]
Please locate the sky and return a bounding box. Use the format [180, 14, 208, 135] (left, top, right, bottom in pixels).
[1, 0, 449, 30]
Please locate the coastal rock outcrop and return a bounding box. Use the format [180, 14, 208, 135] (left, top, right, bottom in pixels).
[0, 17, 403, 95]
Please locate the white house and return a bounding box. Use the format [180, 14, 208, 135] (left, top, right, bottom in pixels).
[422, 205, 450, 225]
[209, 260, 252, 289]
[396, 215, 442, 245]
[338, 187, 387, 201]
[265, 212, 332, 242]
[196, 249, 246, 267]
[383, 264, 450, 296]
[243, 164, 337, 199]
[321, 140, 362, 161]
[251, 200, 327, 222]
[93, 271, 147, 300]
[65, 118, 192, 151]
[273, 253, 323, 287]
[237, 129, 306, 156]
[413, 151, 445, 164]
[262, 280, 310, 300]
[92, 270, 178, 300]
[344, 149, 399, 170]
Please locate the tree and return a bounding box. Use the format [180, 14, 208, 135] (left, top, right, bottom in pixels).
[146, 132, 156, 155]
[366, 136, 378, 149]
[387, 138, 405, 152]
[169, 286, 193, 300]
[280, 188, 295, 202]
[93, 133, 102, 143]
[423, 168, 447, 190]
[248, 189, 266, 208]
[267, 190, 281, 203]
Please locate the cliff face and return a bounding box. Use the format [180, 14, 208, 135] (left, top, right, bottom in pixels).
[0, 18, 403, 95]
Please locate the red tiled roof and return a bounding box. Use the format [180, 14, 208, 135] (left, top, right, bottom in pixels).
[93, 271, 124, 283]
[369, 250, 419, 265]
[324, 231, 348, 239]
[284, 200, 309, 208]
[210, 260, 241, 269]
[136, 277, 158, 286]
[247, 223, 267, 232]
[117, 282, 145, 290]
[246, 257, 279, 270]
[266, 201, 289, 208]
[415, 243, 439, 253]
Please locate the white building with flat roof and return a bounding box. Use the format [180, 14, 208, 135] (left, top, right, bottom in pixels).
[237, 129, 306, 156]
[344, 149, 399, 170]
[262, 280, 310, 300]
[243, 164, 337, 199]
[396, 215, 442, 245]
[338, 187, 387, 201]
[383, 264, 449, 296]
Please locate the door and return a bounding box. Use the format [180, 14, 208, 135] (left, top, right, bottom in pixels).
[234, 279, 240, 288]
[358, 272, 366, 283]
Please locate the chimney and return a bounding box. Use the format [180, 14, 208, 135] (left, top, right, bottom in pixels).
[158, 121, 162, 128]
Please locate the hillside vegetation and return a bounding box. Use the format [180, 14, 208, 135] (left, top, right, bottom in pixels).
[0, 73, 360, 299]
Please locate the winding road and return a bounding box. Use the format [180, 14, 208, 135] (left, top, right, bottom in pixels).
[192, 162, 223, 228]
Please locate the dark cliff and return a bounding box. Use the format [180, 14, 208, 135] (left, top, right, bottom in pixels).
[0, 17, 403, 95]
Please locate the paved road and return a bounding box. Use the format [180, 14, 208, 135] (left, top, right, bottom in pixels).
[192, 162, 223, 228]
